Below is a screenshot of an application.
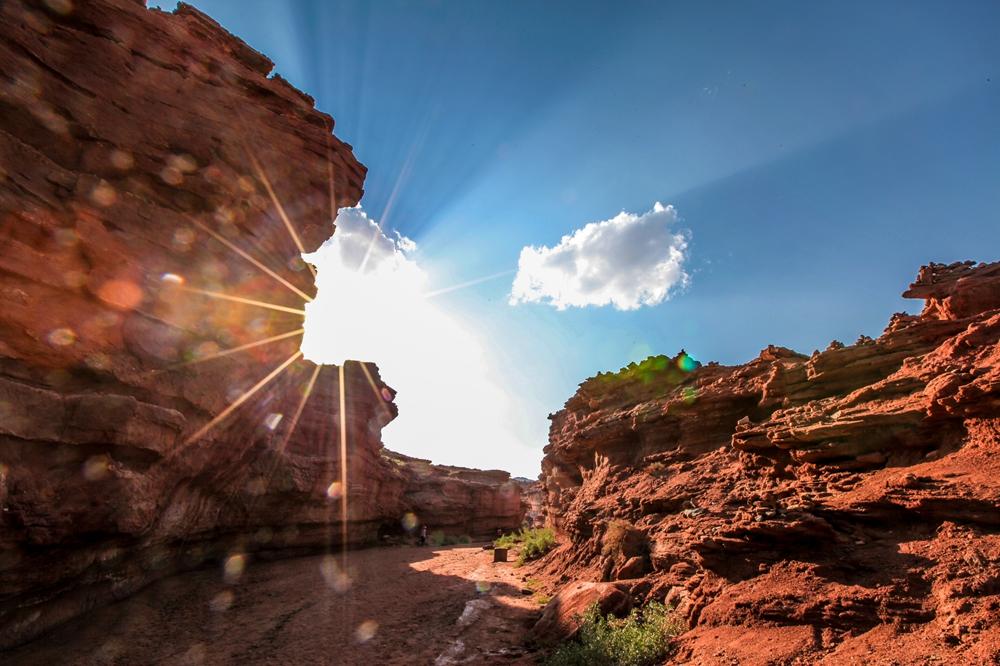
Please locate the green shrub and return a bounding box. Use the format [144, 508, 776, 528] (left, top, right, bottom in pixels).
[494, 531, 520, 549]
[518, 527, 556, 564]
[493, 528, 557, 565]
[546, 601, 685, 666]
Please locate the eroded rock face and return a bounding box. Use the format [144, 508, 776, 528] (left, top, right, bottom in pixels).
[0, 0, 522, 649]
[537, 261, 1000, 663]
[385, 451, 524, 536]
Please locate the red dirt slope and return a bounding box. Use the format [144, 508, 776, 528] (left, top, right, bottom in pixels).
[536, 260, 1000, 664]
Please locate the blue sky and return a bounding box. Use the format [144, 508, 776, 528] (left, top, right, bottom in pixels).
[154, 1, 999, 477]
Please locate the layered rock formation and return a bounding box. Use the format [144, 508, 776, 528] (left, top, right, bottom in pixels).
[0, 0, 521, 650]
[537, 260, 1000, 663]
[385, 452, 524, 536]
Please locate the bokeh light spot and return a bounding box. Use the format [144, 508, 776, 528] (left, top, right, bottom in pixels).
[53, 228, 78, 248]
[97, 280, 143, 310]
[354, 620, 378, 643]
[161, 273, 184, 285]
[172, 228, 196, 252]
[90, 180, 117, 207]
[82, 455, 110, 481]
[47, 327, 77, 347]
[223, 554, 245, 582]
[401, 512, 418, 532]
[319, 555, 352, 593]
[110, 149, 134, 171]
[209, 590, 234, 612]
[677, 353, 698, 372]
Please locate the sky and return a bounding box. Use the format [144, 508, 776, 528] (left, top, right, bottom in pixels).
[152, 0, 1000, 477]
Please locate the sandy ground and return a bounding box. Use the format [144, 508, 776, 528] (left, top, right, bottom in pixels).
[4, 545, 546, 665]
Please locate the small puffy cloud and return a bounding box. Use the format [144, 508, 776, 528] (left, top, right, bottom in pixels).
[316, 205, 419, 276]
[509, 202, 689, 311]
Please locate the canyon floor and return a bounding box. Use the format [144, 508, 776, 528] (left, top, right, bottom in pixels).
[4, 545, 546, 665]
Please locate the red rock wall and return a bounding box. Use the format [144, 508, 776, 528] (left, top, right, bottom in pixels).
[537, 261, 1000, 663]
[0, 0, 522, 649]
[386, 451, 525, 536]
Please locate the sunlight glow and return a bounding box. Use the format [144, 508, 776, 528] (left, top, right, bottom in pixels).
[301, 206, 526, 473]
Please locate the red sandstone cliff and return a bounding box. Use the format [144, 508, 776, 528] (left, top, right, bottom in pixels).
[0, 0, 521, 649]
[536, 260, 1000, 664]
[385, 451, 525, 536]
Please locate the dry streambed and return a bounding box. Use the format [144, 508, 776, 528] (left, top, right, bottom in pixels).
[4, 545, 546, 665]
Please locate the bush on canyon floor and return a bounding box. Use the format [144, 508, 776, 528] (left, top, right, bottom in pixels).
[545, 601, 685, 666]
[494, 528, 557, 564]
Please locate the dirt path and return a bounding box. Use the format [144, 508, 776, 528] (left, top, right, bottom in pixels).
[4, 545, 546, 665]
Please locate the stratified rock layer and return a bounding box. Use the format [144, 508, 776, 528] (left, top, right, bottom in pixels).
[385, 452, 524, 536]
[0, 0, 521, 650]
[537, 261, 1000, 664]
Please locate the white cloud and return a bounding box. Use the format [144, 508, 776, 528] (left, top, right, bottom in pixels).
[301, 206, 539, 476]
[509, 202, 689, 311]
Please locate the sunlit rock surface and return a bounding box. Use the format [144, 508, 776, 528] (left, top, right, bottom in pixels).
[385, 451, 524, 536]
[0, 0, 521, 649]
[536, 261, 1000, 663]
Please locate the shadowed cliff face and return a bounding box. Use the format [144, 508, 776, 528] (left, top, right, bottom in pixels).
[0, 0, 522, 649]
[537, 260, 1000, 663]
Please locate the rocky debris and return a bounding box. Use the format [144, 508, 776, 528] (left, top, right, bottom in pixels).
[0, 0, 521, 650]
[531, 581, 631, 645]
[535, 261, 1000, 662]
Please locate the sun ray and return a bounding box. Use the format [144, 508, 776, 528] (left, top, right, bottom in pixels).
[422, 269, 515, 298]
[358, 361, 394, 421]
[338, 363, 349, 564]
[242, 362, 324, 514]
[274, 363, 323, 456]
[181, 286, 307, 316]
[182, 350, 303, 447]
[153, 329, 305, 374]
[325, 133, 338, 227]
[247, 153, 317, 278]
[185, 215, 313, 303]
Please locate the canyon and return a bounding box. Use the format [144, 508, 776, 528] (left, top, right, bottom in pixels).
[0, 0, 522, 651]
[1, 0, 999, 664]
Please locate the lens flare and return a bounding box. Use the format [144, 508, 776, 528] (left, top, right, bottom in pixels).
[401, 512, 418, 532]
[677, 353, 698, 372]
[223, 554, 245, 582]
[180, 286, 306, 316]
[181, 350, 303, 447]
[354, 620, 378, 643]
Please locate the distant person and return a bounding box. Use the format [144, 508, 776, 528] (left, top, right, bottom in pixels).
[419, 525, 427, 546]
